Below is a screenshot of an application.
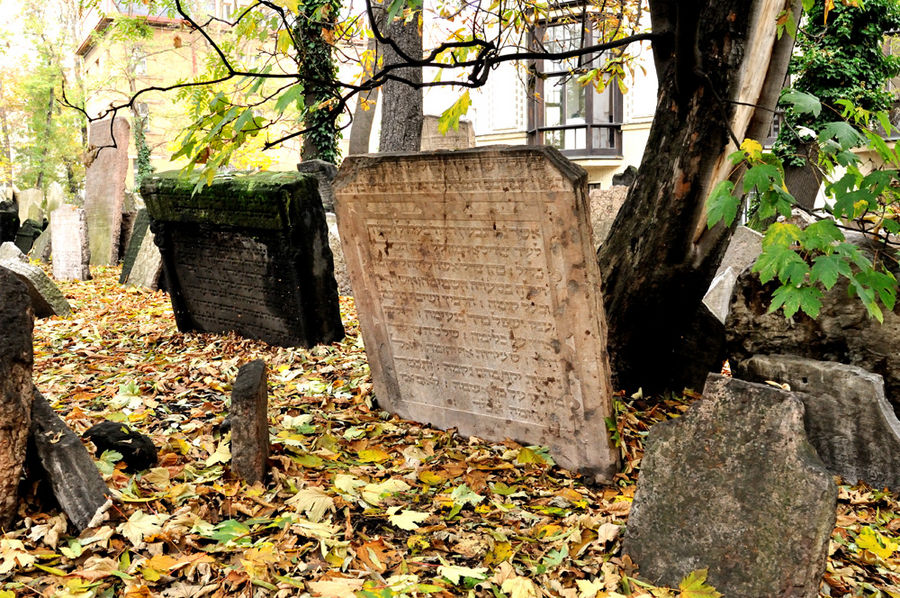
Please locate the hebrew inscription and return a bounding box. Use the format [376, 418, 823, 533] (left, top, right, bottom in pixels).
[334, 146, 618, 480]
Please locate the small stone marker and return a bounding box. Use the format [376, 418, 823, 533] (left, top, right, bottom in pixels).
[624, 374, 837, 598]
[120, 209, 151, 283]
[0, 243, 72, 318]
[333, 146, 618, 480]
[51, 205, 91, 281]
[420, 115, 475, 151]
[0, 269, 33, 528]
[124, 230, 163, 290]
[702, 226, 763, 324]
[85, 117, 130, 265]
[230, 359, 269, 484]
[30, 227, 51, 262]
[739, 354, 900, 492]
[31, 389, 110, 532]
[142, 171, 344, 347]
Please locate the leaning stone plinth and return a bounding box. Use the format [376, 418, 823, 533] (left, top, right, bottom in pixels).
[125, 231, 163, 290]
[142, 171, 344, 347]
[739, 354, 900, 492]
[230, 360, 269, 484]
[333, 146, 618, 481]
[624, 374, 837, 598]
[30, 389, 110, 532]
[0, 269, 33, 528]
[120, 209, 151, 284]
[85, 117, 129, 265]
[51, 205, 91, 281]
[0, 252, 72, 318]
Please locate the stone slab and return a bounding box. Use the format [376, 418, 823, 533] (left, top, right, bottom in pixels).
[0, 269, 33, 528]
[739, 354, 900, 492]
[51, 205, 91, 281]
[333, 146, 618, 481]
[30, 227, 51, 262]
[0, 258, 72, 318]
[624, 374, 837, 598]
[120, 209, 151, 284]
[420, 115, 475, 151]
[703, 226, 763, 324]
[17, 188, 43, 223]
[30, 389, 110, 532]
[297, 160, 338, 212]
[142, 171, 344, 347]
[588, 186, 628, 249]
[85, 117, 129, 266]
[14, 219, 43, 254]
[118, 211, 137, 263]
[326, 212, 352, 296]
[0, 205, 17, 244]
[230, 359, 269, 484]
[125, 229, 162, 290]
[0, 242, 26, 263]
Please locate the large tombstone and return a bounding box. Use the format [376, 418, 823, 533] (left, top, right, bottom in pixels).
[333, 146, 618, 480]
[624, 374, 837, 598]
[85, 117, 130, 266]
[0, 269, 33, 528]
[17, 188, 43, 223]
[739, 354, 900, 492]
[142, 171, 344, 347]
[420, 115, 476, 151]
[0, 243, 72, 318]
[50, 205, 91, 281]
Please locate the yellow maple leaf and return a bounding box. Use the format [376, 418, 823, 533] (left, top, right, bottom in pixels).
[857, 526, 899, 559]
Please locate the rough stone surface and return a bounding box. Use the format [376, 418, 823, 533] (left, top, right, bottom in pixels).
[17, 188, 43, 223]
[333, 146, 618, 481]
[726, 267, 900, 414]
[624, 374, 837, 598]
[230, 359, 269, 484]
[51, 205, 91, 281]
[326, 212, 352, 296]
[0, 242, 27, 263]
[85, 117, 130, 266]
[118, 211, 137, 263]
[588, 186, 628, 248]
[30, 389, 110, 532]
[120, 209, 151, 284]
[0, 269, 33, 528]
[30, 227, 51, 262]
[15, 218, 44, 254]
[0, 257, 72, 318]
[420, 115, 475, 151]
[738, 354, 900, 491]
[296, 160, 338, 212]
[125, 231, 163, 290]
[142, 171, 344, 347]
[703, 226, 763, 324]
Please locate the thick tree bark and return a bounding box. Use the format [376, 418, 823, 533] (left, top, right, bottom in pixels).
[783, 141, 823, 211]
[597, 0, 801, 393]
[378, 17, 423, 152]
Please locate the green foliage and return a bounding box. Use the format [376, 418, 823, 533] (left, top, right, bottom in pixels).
[133, 116, 155, 191]
[706, 95, 899, 322]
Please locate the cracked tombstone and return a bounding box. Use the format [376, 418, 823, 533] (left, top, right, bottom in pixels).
[333, 146, 618, 481]
[739, 354, 900, 492]
[51, 205, 91, 281]
[624, 374, 837, 598]
[230, 360, 269, 484]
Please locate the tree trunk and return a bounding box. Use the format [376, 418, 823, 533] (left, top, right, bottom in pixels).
[783, 141, 823, 211]
[378, 16, 423, 152]
[349, 36, 380, 155]
[597, 0, 801, 393]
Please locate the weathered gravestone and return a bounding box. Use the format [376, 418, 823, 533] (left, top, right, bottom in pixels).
[30, 389, 110, 532]
[420, 115, 476, 151]
[0, 200, 18, 244]
[230, 359, 269, 484]
[297, 160, 338, 212]
[0, 269, 33, 528]
[739, 354, 900, 492]
[120, 209, 150, 284]
[0, 243, 72, 318]
[17, 188, 43, 223]
[624, 374, 837, 598]
[118, 211, 137, 263]
[125, 230, 163, 290]
[0, 241, 26, 263]
[588, 186, 628, 249]
[85, 117, 130, 265]
[30, 227, 51, 262]
[333, 146, 618, 480]
[702, 226, 763, 324]
[142, 171, 344, 347]
[51, 205, 91, 281]
[14, 218, 44, 254]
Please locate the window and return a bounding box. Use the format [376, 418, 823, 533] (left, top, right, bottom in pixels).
[528, 21, 623, 157]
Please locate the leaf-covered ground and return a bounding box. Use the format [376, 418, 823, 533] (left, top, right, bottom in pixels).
[1, 266, 898, 597]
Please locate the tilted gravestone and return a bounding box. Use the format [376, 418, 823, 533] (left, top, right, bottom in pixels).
[14, 218, 44, 254]
[142, 171, 344, 347]
[230, 360, 269, 484]
[624, 374, 837, 598]
[125, 230, 163, 290]
[702, 226, 763, 324]
[0, 243, 72, 318]
[120, 209, 151, 284]
[0, 269, 33, 528]
[30, 227, 51, 262]
[51, 205, 91, 281]
[739, 354, 900, 492]
[333, 146, 618, 481]
[118, 211, 137, 263]
[85, 117, 130, 265]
